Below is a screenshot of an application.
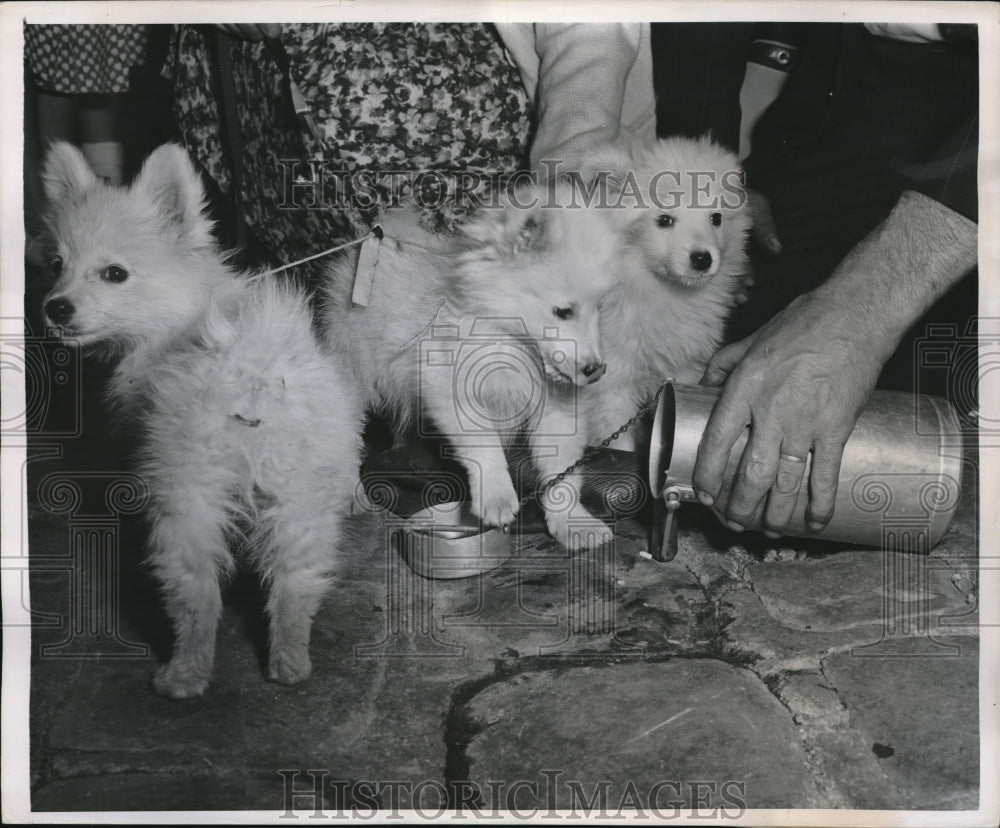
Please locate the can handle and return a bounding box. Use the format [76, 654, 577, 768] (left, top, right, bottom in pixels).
[651, 490, 682, 562]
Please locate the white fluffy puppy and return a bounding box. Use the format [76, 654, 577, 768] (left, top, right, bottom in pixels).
[580, 135, 752, 447]
[41, 143, 365, 699]
[322, 184, 621, 550]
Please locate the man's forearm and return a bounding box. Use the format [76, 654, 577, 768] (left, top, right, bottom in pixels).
[811, 189, 978, 359]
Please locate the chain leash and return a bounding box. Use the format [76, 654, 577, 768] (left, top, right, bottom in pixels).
[266, 230, 675, 519]
[518, 380, 671, 510]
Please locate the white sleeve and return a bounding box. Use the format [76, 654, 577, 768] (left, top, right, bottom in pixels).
[497, 23, 656, 170]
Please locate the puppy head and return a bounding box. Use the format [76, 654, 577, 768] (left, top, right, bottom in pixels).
[591, 136, 751, 288]
[41, 142, 220, 348]
[457, 184, 618, 386]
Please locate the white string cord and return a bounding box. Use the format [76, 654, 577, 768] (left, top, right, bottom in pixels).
[262, 222, 453, 276]
[263, 227, 380, 276]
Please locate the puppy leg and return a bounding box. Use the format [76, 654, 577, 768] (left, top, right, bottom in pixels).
[148, 493, 233, 699]
[260, 491, 340, 685]
[423, 393, 519, 528]
[531, 404, 614, 552]
[453, 436, 520, 528]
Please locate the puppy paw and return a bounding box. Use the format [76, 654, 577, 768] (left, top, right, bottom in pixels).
[268, 647, 312, 686]
[547, 513, 614, 552]
[151, 661, 211, 699]
[472, 473, 520, 528]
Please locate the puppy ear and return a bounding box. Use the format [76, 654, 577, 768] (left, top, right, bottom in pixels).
[508, 211, 546, 254]
[465, 195, 547, 259]
[42, 141, 100, 205]
[133, 144, 214, 249]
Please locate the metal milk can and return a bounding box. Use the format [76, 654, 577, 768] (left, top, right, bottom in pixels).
[648, 382, 964, 560]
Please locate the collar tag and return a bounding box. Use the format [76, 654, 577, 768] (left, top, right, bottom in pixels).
[351, 229, 383, 307]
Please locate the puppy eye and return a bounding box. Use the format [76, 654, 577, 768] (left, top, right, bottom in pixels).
[50, 255, 62, 276]
[710, 212, 722, 226]
[656, 214, 675, 229]
[102, 265, 129, 284]
[552, 306, 574, 320]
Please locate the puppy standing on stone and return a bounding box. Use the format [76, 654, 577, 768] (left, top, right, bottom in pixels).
[40, 142, 366, 699]
[323, 185, 620, 551]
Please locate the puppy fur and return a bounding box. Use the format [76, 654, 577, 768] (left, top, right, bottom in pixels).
[580, 135, 752, 446]
[41, 142, 365, 699]
[322, 184, 621, 550]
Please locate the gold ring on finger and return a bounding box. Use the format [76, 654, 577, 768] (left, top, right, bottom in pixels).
[779, 452, 807, 464]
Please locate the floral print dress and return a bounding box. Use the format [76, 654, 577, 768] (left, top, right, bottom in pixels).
[167, 23, 532, 279]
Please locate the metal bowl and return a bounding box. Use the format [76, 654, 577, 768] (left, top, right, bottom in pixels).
[395, 501, 510, 579]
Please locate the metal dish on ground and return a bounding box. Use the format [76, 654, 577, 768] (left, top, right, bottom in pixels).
[395, 500, 510, 579]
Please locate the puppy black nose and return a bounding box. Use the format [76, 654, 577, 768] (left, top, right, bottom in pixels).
[582, 362, 606, 383]
[45, 297, 75, 325]
[690, 250, 713, 272]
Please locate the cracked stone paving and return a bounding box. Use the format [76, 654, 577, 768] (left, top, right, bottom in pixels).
[15, 359, 984, 817]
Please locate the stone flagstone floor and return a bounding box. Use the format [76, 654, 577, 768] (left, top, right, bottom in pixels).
[19, 413, 982, 817]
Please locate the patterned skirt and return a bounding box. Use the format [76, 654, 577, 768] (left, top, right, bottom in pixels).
[25, 24, 151, 95]
[166, 23, 532, 278]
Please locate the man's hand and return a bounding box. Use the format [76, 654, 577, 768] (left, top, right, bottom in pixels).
[747, 189, 782, 256]
[693, 191, 977, 537]
[696, 289, 885, 534]
[733, 189, 782, 305]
